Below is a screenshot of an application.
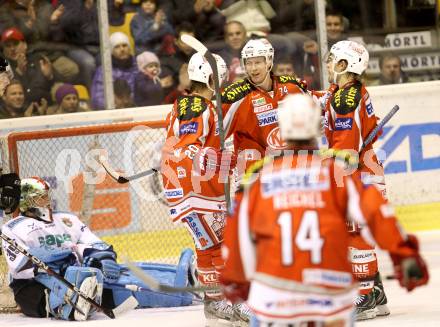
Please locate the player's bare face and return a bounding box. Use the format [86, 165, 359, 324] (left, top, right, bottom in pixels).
[245, 57, 268, 84]
[326, 53, 335, 83]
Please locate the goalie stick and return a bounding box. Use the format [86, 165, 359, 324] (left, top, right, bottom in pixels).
[124, 259, 220, 294]
[360, 104, 400, 152]
[180, 34, 232, 212]
[99, 155, 158, 184]
[0, 231, 137, 319]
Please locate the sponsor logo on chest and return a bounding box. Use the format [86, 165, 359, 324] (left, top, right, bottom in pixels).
[266, 127, 288, 150]
[257, 109, 278, 126]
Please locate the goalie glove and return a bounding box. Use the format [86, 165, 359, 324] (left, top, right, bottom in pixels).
[390, 234, 429, 292]
[194, 147, 237, 175]
[0, 173, 21, 214]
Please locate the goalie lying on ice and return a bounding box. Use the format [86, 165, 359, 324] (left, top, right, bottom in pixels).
[1, 177, 195, 320]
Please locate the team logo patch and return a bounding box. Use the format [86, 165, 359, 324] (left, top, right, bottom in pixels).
[253, 103, 273, 113]
[252, 97, 266, 106]
[179, 122, 198, 135]
[62, 218, 72, 227]
[164, 188, 184, 199]
[257, 110, 278, 127]
[177, 166, 186, 178]
[266, 127, 288, 150]
[334, 118, 353, 130]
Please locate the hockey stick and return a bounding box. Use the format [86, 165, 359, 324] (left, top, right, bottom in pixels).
[99, 155, 158, 184]
[0, 231, 123, 319]
[360, 104, 400, 152]
[180, 34, 232, 212]
[124, 259, 221, 294]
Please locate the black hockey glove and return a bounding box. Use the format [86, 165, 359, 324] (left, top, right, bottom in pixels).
[0, 173, 21, 214]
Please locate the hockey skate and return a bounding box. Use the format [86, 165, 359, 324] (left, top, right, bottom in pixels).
[73, 276, 99, 321]
[204, 299, 236, 326]
[232, 302, 251, 326]
[374, 272, 390, 317]
[354, 290, 377, 321]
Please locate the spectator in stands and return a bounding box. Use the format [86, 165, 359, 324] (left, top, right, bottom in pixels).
[130, 0, 174, 55]
[134, 51, 164, 106]
[0, 79, 48, 118]
[218, 21, 247, 83]
[49, 0, 100, 90]
[269, 0, 316, 34]
[163, 63, 190, 104]
[47, 83, 89, 114]
[1, 27, 61, 105]
[91, 32, 138, 110]
[193, 0, 225, 44]
[114, 78, 135, 109]
[220, 0, 291, 62]
[160, 22, 196, 92]
[108, 0, 126, 26]
[0, 0, 79, 83]
[369, 53, 414, 86]
[274, 57, 295, 76]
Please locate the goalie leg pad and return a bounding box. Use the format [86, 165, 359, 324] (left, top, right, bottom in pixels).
[35, 266, 103, 320]
[108, 249, 195, 308]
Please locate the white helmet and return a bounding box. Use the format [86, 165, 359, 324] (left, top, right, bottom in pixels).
[241, 38, 274, 69]
[19, 177, 53, 222]
[187, 52, 228, 89]
[329, 40, 369, 75]
[278, 94, 321, 141]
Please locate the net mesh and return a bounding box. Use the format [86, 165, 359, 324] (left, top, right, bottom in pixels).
[0, 121, 193, 313]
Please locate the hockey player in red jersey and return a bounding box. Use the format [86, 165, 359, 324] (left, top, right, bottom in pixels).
[221, 38, 308, 176]
[322, 40, 391, 320]
[160, 52, 237, 325]
[220, 94, 429, 327]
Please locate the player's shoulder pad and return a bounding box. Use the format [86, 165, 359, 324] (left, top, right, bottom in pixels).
[4, 216, 27, 230]
[238, 156, 273, 192]
[176, 95, 209, 121]
[221, 79, 254, 104]
[319, 148, 359, 169]
[331, 80, 362, 115]
[275, 74, 308, 92]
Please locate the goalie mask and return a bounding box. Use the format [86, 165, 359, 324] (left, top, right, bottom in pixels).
[19, 177, 53, 223]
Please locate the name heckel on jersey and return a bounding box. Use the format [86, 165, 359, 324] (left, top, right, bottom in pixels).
[221, 79, 253, 104]
[177, 95, 208, 121]
[331, 82, 362, 115]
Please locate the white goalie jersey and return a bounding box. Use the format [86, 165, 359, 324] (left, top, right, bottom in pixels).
[1, 212, 103, 280]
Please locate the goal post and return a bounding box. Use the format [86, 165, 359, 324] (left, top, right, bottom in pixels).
[0, 112, 194, 313]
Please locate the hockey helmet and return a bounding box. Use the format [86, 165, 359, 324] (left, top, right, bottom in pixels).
[187, 52, 228, 89]
[20, 177, 53, 222]
[278, 94, 321, 141]
[329, 40, 369, 75]
[241, 38, 274, 69]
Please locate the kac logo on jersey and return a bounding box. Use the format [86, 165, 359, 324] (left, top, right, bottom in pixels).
[164, 188, 184, 199]
[334, 118, 353, 130]
[257, 110, 278, 127]
[179, 122, 198, 135]
[267, 127, 288, 150]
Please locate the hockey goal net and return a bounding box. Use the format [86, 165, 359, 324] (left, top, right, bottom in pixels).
[0, 120, 193, 313]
